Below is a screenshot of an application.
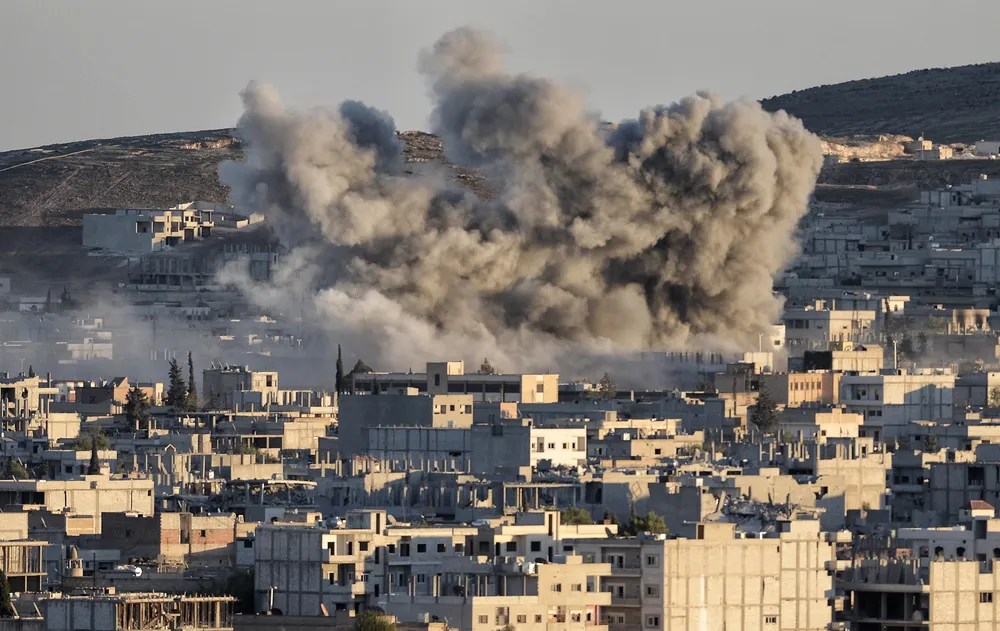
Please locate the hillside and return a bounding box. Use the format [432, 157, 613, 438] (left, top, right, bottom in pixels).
[761, 62, 1000, 143]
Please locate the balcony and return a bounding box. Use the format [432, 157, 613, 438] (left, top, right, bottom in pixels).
[606, 563, 642, 576]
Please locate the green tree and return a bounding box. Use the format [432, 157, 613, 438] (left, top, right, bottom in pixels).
[72, 431, 110, 451]
[898, 334, 915, 361]
[989, 387, 1000, 408]
[923, 434, 939, 453]
[624, 510, 668, 536]
[166, 358, 187, 412]
[27, 365, 35, 378]
[478, 358, 499, 375]
[6, 460, 27, 480]
[560, 507, 593, 525]
[87, 440, 100, 475]
[749, 382, 779, 435]
[355, 610, 398, 631]
[335, 344, 345, 394]
[351, 359, 373, 374]
[186, 352, 198, 411]
[124, 386, 151, 430]
[0, 570, 12, 617]
[597, 372, 617, 399]
[602, 509, 618, 523]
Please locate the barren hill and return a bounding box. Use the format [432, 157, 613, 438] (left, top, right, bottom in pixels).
[761, 62, 1000, 143]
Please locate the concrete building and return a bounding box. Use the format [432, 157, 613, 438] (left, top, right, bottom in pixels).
[760, 372, 840, 407]
[782, 307, 877, 352]
[350, 361, 559, 404]
[82, 206, 214, 253]
[840, 370, 955, 436]
[0, 477, 155, 526]
[338, 393, 475, 458]
[18, 592, 234, 631]
[576, 520, 842, 631]
[203, 366, 278, 410]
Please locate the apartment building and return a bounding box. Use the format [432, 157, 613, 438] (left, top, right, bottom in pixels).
[255, 510, 615, 622]
[338, 393, 475, 458]
[202, 365, 279, 410]
[782, 307, 877, 352]
[760, 372, 840, 407]
[840, 370, 955, 436]
[0, 476, 155, 528]
[83, 206, 215, 253]
[576, 520, 842, 631]
[350, 361, 559, 404]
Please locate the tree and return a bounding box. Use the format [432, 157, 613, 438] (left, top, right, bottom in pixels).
[602, 509, 619, 527]
[6, 460, 27, 480]
[478, 358, 499, 375]
[355, 611, 398, 631]
[87, 440, 100, 475]
[335, 345, 345, 394]
[124, 386, 151, 430]
[898, 334, 915, 362]
[166, 358, 187, 412]
[71, 431, 110, 451]
[0, 570, 12, 617]
[352, 359, 373, 374]
[923, 434, 939, 453]
[371, 374, 381, 395]
[560, 507, 593, 525]
[623, 510, 668, 536]
[44, 288, 52, 314]
[186, 352, 198, 411]
[597, 372, 616, 399]
[27, 365, 35, 378]
[749, 382, 779, 435]
[989, 387, 1000, 408]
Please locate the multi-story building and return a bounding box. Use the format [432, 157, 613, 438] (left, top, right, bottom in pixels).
[202, 365, 279, 410]
[350, 361, 559, 404]
[576, 520, 843, 631]
[83, 206, 215, 253]
[840, 370, 955, 438]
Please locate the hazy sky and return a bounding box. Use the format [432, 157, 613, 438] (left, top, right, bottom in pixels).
[2, 0, 999, 151]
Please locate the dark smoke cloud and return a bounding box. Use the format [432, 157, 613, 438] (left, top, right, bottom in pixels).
[218, 28, 821, 373]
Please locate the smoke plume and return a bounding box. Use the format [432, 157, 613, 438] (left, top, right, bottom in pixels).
[219, 28, 821, 372]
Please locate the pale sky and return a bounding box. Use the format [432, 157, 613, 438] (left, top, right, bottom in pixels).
[1, 0, 998, 151]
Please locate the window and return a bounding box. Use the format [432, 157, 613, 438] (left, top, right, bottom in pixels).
[417, 544, 427, 553]
[505, 542, 517, 552]
[416, 574, 426, 583]
[359, 542, 369, 552]
[388, 544, 396, 554]
[435, 374, 441, 387]
[645, 584, 659, 597]
[517, 616, 526, 624]
[450, 405, 455, 412]
[645, 555, 659, 567]
[400, 543, 410, 557]
[464, 405, 472, 414]
[243, 539, 253, 548]
[551, 583, 562, 592]
[646, 615, 660, 628]
[200, 530, 207, 537]
[654, 448, 661, 455]
[455, 543, 464, 554]
[478, 616, 488, 624]
[765, 616, 777, 624]
[534, 615, 542, 623]
[530, 541, 541, 552]
[572, 584, 582, 592]
[571, 613, 582, 623]
[548, 443, 555, 449]
[982, 593, 995, 603]
[437, 543, 446, 553]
